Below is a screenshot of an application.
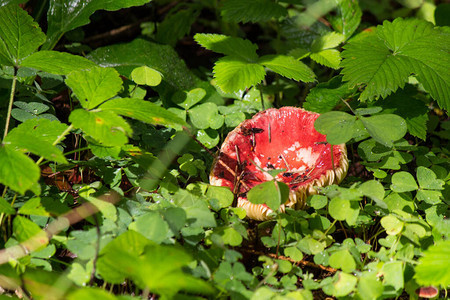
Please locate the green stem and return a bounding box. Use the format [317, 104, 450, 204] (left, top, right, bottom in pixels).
[36, 124, 74, 165]
[3, 69, 17, 141]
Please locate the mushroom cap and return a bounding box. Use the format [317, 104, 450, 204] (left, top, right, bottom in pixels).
[210, 107, 348, 220]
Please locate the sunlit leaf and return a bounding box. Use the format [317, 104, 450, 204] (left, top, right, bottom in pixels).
[194, 33, 258, 61]
[66, 67, 122, 109]
[0, 4, 46, 65]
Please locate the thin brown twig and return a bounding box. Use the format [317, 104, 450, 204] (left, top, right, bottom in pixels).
[280, 154, 290, 170]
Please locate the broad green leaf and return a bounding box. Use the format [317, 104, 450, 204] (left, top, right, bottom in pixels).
[377, 86, 429, 140]
[329, 250, 356, 273]
[0, 197, 15, 215]
[172, 189, 216, 228]
[44, 0, 150, 49]
[0, 4, 46, 65]
[380, 215, 403, 235]
[323, 272, 357, 297]
[304, 76, 354, 113]
[66, 67, 122, 109]
[285, 246, 303, 261]
[99, 98, 187, 128]
[194, 34, 259, 61]
[69, 109, 131, 147]
[0, 145, 40, 194]
[213, 56, 266, 93]
[129, 211, 170, 244]
[20, 51, 97, 75]
[221, 227, 242, 246]
[310, 195, 327, 209]
[383, 192, 414, 213]
[18, 197, 50, 216]
[220, 0, 287, 23]
[196, 129, 220, 148]
[258, 55, 316, 82]
[310, 49, 342, 69]
[13, 216, 48, 252]
[131, 66, 162, 86]
[188, 102, 223, 130]
[357, 273, 383, 300]
[314, 111, 357, 144]
[328, 0, 362, 38]
[311, 32, 345, 52]
[380, 261, 404, 293]
[247, 181, 288, 212]
[172, 88, 206, 109]
[206, 185, 233, 209]
[6, 118, 68, 144]
[4, 118, 68, 163]
[328, 198, 350, 221]
[87, 38, 196, 90]
[5, 131, 66, 164]
[78, 187, 117, 221]
[298, 236, 325, 255]
[342, 18, 450, 110]
[358, 180, 386, 208]
[156, 7, 199, 47]
[417, 166, 444, 190]
[391, 171, 418, 192]
[415, 240, 450, 287]
[417, 190, 442, 205]
[359, 114, 407, 147]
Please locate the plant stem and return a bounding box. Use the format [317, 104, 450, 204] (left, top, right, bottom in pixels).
[3, 69, 17, 141]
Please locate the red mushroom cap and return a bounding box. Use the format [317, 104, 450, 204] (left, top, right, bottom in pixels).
[210, 107, 348, 220]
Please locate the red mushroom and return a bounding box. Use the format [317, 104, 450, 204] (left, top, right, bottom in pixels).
[210, 107, 348, 220]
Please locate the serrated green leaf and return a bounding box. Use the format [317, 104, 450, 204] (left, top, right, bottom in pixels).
[131, 66, 162, 86]
[328, 0, 362, 38]
[213, 56, 266, 93]
[5, 119, 67, 163]
[194, 34, 258, 61]
[220, 0, 287, 23]
[0, 145, 40, 194]
[359, 114, 407, 147]
[69, 109, 131, 147]
[13, 216, 48, 252]
[20, 51, 97, 74]
[391, 171, 418, 192]
[44, 0, 149, 49]
[310, 49, 342, 69]
[88, 39, 196, 90]
[415, 240, 450, 287]
[304, 76, 354, 113]
[311, 32, 345, 52]
[258, 55, 316, 82]
[0, 197, 15, 215]
[314, 111, 357, 144]
[342, 18, 450, 110]
[66, 67, 122, 109]
[18, 197, 50, 216]
[99, 98, 187, 128]
[0, 4, 46, 65]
